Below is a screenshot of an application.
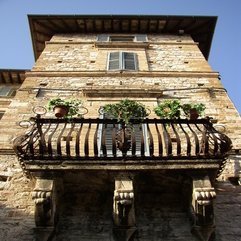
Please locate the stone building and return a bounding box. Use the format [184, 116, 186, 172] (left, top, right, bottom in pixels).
[0, 15, 241, 241]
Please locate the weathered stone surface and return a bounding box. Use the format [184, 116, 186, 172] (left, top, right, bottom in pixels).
[0, 31, 241, 241]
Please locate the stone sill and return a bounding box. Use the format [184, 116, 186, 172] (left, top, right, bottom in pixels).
[82, 87, 163, 97]
[26, 70, 220, 78]
[24, 159, 221, 172]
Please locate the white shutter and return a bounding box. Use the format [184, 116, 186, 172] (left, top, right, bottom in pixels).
[108, 52, 120, 70]
[135, 34, 148, 42]
[108, 52, 138, 71]
[123, 52, 137, 70]
[0, 86, 14, 97]
[97, 34, 109, 42]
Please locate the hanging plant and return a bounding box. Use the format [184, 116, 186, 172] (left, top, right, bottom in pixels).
[102, 99, 149, 125]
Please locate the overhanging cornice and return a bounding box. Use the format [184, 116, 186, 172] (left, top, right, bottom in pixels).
[28, 15, 217, 60]
[0, 69, 29, 84]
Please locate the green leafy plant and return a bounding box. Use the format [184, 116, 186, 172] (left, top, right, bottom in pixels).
[154, 100, 181, 119]
[47, 98, 82, 118]
[102, 99, 148, 125]
[181, 103, 206, 118]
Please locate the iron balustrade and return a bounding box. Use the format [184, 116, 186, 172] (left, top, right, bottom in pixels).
[13, 116, 232, 162]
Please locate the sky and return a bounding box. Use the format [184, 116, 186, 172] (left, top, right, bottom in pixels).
[0, 0, 241, 113]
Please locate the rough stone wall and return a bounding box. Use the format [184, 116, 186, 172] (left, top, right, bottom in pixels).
[0, 33, 241, 241]
[0, 154, 35, 241]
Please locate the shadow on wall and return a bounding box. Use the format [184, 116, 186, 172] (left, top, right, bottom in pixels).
[0, 158, 35, 241]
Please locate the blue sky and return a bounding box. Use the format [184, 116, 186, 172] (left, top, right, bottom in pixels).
[0, 0, 241, 113]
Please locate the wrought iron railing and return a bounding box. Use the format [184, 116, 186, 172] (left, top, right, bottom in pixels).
[13, 116, 232, 161]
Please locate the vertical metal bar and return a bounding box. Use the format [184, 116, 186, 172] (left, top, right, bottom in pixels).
[196, 123, 209, 155]
[155, 122, 163, 157]
[206, 125, 219, 155]
[171, 123, 181, 156]
[28, 127, 39, 157]
[141, 125, 145, 157]
[57, 123, 67, 157]
[39, 122, 51, 156]
[47, 123, 59, 157]
[94, 123, 99, 157]
[75, 123, 83, 157]
[188, 123, 200, 155]
[66, 123, 75, 157]
[84, 123, 91, 157]
[147, 123, 154, 156]
[163, 123, 172, 156]
[112, 124, 117, 157]
[178, 123, 191, 156]
[101, 124, 107, 157]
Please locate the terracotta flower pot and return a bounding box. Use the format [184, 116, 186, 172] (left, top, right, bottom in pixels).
[53, 106, 68, 118]
[116, 127, 132, 153]
[189, 108, 199, 120]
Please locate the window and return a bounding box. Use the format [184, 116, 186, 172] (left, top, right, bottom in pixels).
[0, 86, 15, 97]
[97, 34, 148, 42]
[110, 36, 134, 42]
[108, 52, 138, 71]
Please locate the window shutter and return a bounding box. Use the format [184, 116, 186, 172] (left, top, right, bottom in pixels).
[135, 34, 148, 42]
[123, 52, 137, 70]
[0, 86, 13, 97]
[97, 34, 109, 42]
[108, 52, 120, 70]
[108, 52, 138, 71]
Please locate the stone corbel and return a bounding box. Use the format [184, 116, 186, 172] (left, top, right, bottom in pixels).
[191, 175, 216, 241]
[32, 178, 57, 227]
[113, 174, 136, 241]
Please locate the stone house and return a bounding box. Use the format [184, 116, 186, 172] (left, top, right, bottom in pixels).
[0, 15, 241, 241]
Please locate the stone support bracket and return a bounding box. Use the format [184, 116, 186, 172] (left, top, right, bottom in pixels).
[32, 178, 58, 227]
[113, 174, 136, 241]
[191, 175, 216, 241]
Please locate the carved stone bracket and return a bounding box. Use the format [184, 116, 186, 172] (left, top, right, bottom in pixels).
[113, 174, 136, 241]
[191, 176, 216, 241]
[32, 178, 58, 227]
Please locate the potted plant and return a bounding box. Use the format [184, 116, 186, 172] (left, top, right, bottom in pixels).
[102, 99, 149, 154]
[102, 99, 149, 125]
[181, 103, 206, 120]
[154, 100, 181, 119]
[47, 98, 82, 118]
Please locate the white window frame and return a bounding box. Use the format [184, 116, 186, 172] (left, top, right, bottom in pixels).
[107, 52, 138, 71]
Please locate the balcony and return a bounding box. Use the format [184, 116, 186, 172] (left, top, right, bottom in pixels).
[13, 115, 232, 175]
[13, 115, 232, 239]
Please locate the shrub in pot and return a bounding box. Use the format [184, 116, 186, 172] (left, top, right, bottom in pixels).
[154, 100, 181, 119]
[181, 103, 206, 119]
[47, 98, 82, 118]
[102, 99, 149, 125]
